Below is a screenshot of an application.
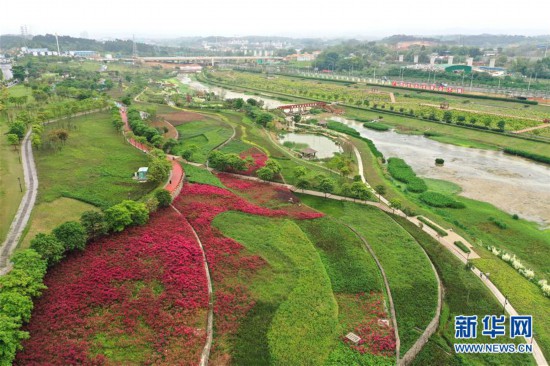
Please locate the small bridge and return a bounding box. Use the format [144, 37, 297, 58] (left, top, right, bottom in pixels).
[277, 102, 327, 114]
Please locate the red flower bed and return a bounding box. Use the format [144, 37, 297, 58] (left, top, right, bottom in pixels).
[16, 209, 209, 365]
[218, 173, 324, 220]
[345, 292, 396, 357]
[239, 147, 267, 175]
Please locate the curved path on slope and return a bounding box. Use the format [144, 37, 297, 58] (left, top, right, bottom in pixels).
[0, 129, 38, 274]
[121, 106, 212, 363]
[343, 223, 401, 360]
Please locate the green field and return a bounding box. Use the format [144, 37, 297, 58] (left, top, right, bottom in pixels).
[175, 117, 233, 163]
[35, 111, 156, 208]
[214, 213, 339, 365]
[0, 111, 25, 242]
[19, 198, 98, 249]
[299, 196, 439, 353]
[214, 212, 394, 364]
[473, 255, 550, 360]
[182, 163, 225, 188]
[394, 217, 536, 366]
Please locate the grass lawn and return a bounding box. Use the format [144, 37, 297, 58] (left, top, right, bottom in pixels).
[175, 117, 233, 163]
[213, 213, 338, 365]
[35, 111, 156, 209]
[8, 84, 33, 99]
[393, 217, 536, 366]
[19, 197, 98, 250]
[473, 255, 550, 360]
[0, 117, 25, 243]
[182, 163, 225, 188]
[0, 115, 25, 243]
[299, 195, 439, 354]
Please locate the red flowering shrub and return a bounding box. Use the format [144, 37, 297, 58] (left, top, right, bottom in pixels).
[344, 292, 396, 357]
[239, 147, 267, 175]
[218, 173, 324, 220]
[16, 208, 209, 365]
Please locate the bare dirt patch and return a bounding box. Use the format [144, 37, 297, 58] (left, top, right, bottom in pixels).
[160, 111, 205, 126]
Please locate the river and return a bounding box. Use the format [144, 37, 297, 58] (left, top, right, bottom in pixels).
[333, 117, 550, 226]
[178, 74, 285, 109]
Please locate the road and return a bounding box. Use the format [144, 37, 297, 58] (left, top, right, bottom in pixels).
[0, 129, 38, 274]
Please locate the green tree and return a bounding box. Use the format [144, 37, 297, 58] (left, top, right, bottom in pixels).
[120, 200, 149, 226]
[443, 111, 453, 123]
[265, 159, 282, 174]
[293, 166, 307, 179]
[80, 211, 107, 240]
[374, 184, 386, 198]
[257, 112, 274, 126]
[0, 314, 30, 365]
[147, 158, 171, 184]
[296, 178, 311, 191]
[104, 204, 133, 232]
[497, 120, 506, 131]
[351, 181, 371, 201]
[318, 177, 335, 197]
[340, 183, 353, 197]
[8, 122, 26, 140]
[155, 189, 172, 208]
[11, 250, 47, 285]
[30, 233, 65, 266]
[293, 114, 302, 123]
[52, 221, 87, 251]
[6, 134, 19, 151]
[0, 291, 33, 322]
[389, 198, 402, 214]
[256, 167, 274, 181]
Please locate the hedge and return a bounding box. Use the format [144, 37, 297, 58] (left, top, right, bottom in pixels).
[363, 122, 390, 131]
[419, 191, 466, 209]
[503, 148, 550, 165]
[326, 121, 385, 161]
[454, 241, 471, 253]
[417, 216, 448, 237]
[387, 158, 428, 193]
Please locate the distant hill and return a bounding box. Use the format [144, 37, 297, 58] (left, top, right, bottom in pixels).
[381, 34, 550, 48]
[0, 34, 181, 56]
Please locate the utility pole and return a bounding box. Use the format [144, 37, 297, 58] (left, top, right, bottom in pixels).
[132, 35, 138, 60]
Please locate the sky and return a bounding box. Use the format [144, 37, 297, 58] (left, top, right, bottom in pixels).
[2, 0, 549, 39]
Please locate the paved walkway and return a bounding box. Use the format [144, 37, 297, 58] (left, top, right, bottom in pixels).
[199, 168, 547, 365]
[513, 124, 550, 134]
[119, 107, 184, 197]
[0, 129, 38, 274]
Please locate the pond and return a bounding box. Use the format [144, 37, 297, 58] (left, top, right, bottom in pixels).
[332, 117, 550, 226]
[279, 133, 342, 159]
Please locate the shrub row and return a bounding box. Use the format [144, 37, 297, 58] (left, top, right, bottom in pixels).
[453, 241, 471, 253]
[503, 148, 550, 165]
[0, 250, 48, 365]
[326, 121, 385, 161]
[417, 216, 448, 237]
[363, 122, 391, 131]
[4, 194, 170, 364]
[419, 191, 466, 209]
[387, 158, 428, 193]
